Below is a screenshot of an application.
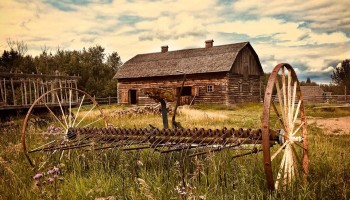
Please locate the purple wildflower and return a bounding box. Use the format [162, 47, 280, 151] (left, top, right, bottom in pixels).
[48, 178, 54, 183]
[53, 174, 58, 178]
[33, 173, 43, 180]
[58, 177, 64, 181]
[53, 166, 59, 172]
[47, 169, 54, 174]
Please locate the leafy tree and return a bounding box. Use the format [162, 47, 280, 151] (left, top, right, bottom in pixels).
[331, 59, 350, 93]
[306, 77, 311, 83]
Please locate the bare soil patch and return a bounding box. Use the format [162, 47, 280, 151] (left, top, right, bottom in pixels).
[308, 116, 350, 135]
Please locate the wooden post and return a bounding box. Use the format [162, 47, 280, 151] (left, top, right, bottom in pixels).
[108, 96, 111, 105]
[345, 86, 347, 103]
[59, 80, 63, 101]
[0, 78, 4, 102]
[20, 79, 24, 105]
[11, 78, 16, 105]
[29, 78, 32, 104]
[33, 80, 37, 101]
[24, 79, 28, 105]
[75, 80, 78, 102]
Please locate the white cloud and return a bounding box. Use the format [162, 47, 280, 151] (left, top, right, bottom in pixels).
[0, 0, 349, 83]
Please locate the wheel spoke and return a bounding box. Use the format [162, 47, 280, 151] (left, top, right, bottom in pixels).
[42, 100, 67, 130]
[290, 81, 297, 132]
[72, 95, 85, 127]
[28, 140, 56, 153]
[275, 149, 287, 190]
[287, 69, 292, 132]
[281, 67, 288, 132]
[275, 80, 287, 128]
[75, 103, 97, 127]
[82, 116, 104, 128]
[292, 122, 305, 136]
[56, 93, 68, 128]
[271, 141, 289, 161]
[271, 100, 286, 130]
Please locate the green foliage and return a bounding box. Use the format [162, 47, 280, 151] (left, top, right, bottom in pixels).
[332, 59, 350, 93]
[0, 43, 122, 97]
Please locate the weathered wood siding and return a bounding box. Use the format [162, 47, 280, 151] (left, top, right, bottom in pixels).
[117, 72, 228, 105]
[227, 73, 261, 103]
[231, 46, 262, 76]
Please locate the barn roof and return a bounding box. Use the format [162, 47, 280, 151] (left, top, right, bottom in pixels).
[300, 86, 325, 97]
[114, 41, 263, 79]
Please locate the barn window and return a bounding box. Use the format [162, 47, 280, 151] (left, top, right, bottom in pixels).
[177, 86, 192, 96]
[207, 85, 214, 92]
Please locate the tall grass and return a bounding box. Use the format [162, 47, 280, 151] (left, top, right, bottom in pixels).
[0, 103, 349, 199]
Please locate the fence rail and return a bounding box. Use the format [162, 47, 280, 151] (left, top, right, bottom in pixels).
[91, 96, 118, 105]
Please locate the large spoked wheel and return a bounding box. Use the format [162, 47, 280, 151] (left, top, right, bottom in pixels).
[22, 87, 107, 170]
[262, 63, 308, 191]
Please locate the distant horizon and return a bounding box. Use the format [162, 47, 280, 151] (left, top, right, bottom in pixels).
[1, 0, 349, 84]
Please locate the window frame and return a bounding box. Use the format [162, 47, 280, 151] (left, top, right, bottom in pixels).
[207, 85, 214, 92]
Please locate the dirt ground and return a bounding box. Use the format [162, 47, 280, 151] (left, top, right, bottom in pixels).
[307, 116, 350, 135]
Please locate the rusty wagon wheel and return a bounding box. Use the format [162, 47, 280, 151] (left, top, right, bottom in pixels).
[22, 87, 107, 170]
[262, 63, 308, 191]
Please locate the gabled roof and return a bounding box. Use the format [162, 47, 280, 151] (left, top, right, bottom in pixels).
[300, 86, 325, 97]
[114, 42, 262, 79]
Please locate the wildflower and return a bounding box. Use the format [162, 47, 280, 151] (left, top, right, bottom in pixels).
[48, 178, 54, 183]
[42, 181, 47, 185]
[35, 181, 40, 186]
[53, 166, 59, 172]
[47, 169, 54, 174]
[53, 174, 58, 178]
[33, 173, 43, 180]
[58, 177, 64, 181]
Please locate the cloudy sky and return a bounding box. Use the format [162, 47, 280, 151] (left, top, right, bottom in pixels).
[1, 0, 349, 83]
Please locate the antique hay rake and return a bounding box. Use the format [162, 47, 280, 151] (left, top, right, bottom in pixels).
[22, 63, 308, 191]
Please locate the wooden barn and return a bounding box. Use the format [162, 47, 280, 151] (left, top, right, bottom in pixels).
[113, 40, 264, 105]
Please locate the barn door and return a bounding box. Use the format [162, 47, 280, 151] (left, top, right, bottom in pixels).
[129, 89, 137, 104]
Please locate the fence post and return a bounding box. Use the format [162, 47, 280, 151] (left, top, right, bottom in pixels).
[108, 96, 111, 105]
[345, 86, 347, 103]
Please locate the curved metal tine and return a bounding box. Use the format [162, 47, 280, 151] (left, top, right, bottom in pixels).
[72, 95, 85, 127]
[56, 93, 68, 129]
[180, 130, 216, 158]
[187, 132, 225, 157]
[275, 79, 287, 129]
[189, 134, 234, 157]
[160, 130, 204, 153]
[275, 148, 287, 190]
[75, 103, 97, 127]
[41, 99, 67, 130]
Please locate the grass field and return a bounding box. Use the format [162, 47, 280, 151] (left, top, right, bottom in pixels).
[0, 103, 350, 199]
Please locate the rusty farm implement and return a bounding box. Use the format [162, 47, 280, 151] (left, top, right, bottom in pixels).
[21, 63, 308, 191]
